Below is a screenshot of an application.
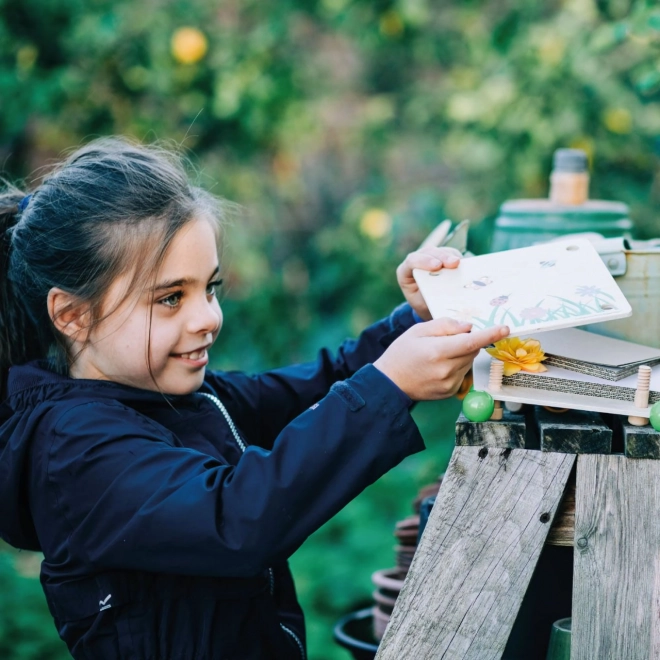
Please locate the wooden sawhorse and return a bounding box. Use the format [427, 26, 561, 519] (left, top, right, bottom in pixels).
[376, 407, 660, 659]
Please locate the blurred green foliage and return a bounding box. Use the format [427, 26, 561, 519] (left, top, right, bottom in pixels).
[2, 0, 660, 658]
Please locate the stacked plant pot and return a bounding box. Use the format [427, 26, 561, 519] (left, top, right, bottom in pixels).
[370, 477, 442, 640]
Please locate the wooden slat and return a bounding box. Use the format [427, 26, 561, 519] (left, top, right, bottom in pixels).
[376, 446, 575, 660]
[455, 410, 526, 448]
[573, 455, 660, 658]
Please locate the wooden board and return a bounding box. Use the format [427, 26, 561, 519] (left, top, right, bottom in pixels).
[376, 446, 575, 660]
[573, 454, 660, 658]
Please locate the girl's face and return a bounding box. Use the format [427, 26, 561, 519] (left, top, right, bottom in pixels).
[72, 217, 223, 395]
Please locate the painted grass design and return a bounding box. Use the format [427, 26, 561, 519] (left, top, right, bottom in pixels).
[455, 287, 616, 330]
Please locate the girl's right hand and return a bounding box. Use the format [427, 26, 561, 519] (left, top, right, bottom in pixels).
[374, 319, 509, 401]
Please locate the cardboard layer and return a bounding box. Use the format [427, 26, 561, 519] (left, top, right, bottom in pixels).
[539, 328, 660, 367]
[543, 355, 660, 381]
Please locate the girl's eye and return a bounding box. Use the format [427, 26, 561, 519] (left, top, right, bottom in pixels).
[159, 291, 183, 308]
[206, 279, 223, 297]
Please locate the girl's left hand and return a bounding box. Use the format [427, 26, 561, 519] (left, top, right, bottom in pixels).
[396, 247, 462, 321]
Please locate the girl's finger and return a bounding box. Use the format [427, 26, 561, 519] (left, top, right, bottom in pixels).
[430, 324, 509, 359]
[399, 249, 460, 276]
[420, 246, 463, 262]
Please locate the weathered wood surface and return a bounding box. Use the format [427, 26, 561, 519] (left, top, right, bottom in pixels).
[535, 407, 612, 454]
[621, 421, 660, 459]
[573, 454, 660, 659]
[376, 446, 575, 660]
[545, 466, 575, 547]
[455, 410, 526, 448]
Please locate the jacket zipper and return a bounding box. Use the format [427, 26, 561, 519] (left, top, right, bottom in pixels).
[280, 623, 306, 660]
[200, 392, 247, 452]
[199, 392, 306, 660]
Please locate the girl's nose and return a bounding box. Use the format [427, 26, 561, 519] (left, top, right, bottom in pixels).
[188, 297, 222, 335]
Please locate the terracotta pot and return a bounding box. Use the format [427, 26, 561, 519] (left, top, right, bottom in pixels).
[372, 589, 397, 613]
[394, 544, 416, 573]
[372, 605, 390, 641]
[371, 567, 406, 594]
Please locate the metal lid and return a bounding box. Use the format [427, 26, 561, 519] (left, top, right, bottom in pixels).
[553, 148, 588, 173]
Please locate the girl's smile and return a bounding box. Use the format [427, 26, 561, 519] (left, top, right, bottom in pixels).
[171, 347, 211, 366]
[69, 217, 223, 394]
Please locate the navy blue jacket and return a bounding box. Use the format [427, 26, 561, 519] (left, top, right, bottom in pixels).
[0, 304, 425, 659]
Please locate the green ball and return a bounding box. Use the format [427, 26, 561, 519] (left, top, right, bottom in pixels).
[650, 401, 660, 432]
[462, 390, 495, 423]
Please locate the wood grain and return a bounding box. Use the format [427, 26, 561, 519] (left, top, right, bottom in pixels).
[376, 446, 575, 660]
[546, 467, 576, 547]
[573, 454, 660, 659]
[455, 411, 526, 448]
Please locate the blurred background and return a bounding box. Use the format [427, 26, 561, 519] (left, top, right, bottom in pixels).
[2, 0, 660, 658]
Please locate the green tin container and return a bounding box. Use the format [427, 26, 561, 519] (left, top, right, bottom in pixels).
[546, 617, 571, 660]
[490, 199, 632, 253]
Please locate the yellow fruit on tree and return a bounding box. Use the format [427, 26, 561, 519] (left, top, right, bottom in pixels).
[171, 27, 208, 65]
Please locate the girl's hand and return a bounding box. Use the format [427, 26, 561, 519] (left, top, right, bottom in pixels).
[396, 247, 463, 321]
[374, 319, 509, 401]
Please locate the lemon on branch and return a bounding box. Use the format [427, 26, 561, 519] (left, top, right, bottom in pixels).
[171, 27, 208, 65]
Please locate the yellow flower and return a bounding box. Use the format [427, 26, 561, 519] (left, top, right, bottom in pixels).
[486, 337, 547, 377]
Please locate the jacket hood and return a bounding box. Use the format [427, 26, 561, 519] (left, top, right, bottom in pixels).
[0, 361, 194, 551]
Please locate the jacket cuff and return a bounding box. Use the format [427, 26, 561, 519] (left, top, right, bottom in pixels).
[411, 309, 426, 323]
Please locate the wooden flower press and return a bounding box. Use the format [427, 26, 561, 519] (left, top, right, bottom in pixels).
[375, 403, 660, 659]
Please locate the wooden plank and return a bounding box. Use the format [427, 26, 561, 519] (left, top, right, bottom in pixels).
[535, 407, 612, 454]
[573, 455, 660, 659]
[376, 446, 575, 660]
[455, 410, 526, 448]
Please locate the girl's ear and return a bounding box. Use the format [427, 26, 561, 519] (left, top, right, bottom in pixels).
[47, 288, 92, 343]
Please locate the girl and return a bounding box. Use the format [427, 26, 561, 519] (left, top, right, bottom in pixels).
[0, 138, 507, 660]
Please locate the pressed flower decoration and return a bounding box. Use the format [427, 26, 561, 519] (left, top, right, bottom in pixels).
[486, 337, 547, 377]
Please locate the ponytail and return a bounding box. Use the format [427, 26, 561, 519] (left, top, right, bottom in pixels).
[0, 186, 43, 392]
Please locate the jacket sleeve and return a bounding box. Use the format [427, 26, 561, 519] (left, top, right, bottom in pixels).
[43, 365, 425, 578]
[204, 303, 418, 449]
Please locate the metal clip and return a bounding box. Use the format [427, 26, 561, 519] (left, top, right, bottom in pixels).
[590, 237, 630, 277]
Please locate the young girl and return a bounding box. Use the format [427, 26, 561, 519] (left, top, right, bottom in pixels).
[0, 138, 507, 660]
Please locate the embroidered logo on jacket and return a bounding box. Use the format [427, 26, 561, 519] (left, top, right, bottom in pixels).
[99, 594, 112, 611]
